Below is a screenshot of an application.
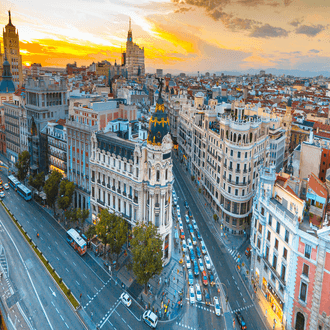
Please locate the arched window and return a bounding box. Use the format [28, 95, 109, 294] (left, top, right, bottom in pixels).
[250, 132, 252, 143]
[238, 134, 241, 143]
[165, 169, 168, 180]
[243, 135, 246, 143]
[295, 312, 305, 330]
[156, 170, 160, 182]
[226, 130, 229, 139]
[233, 133, 236, 142]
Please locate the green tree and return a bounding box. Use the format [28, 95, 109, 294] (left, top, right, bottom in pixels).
[15, 151, 30, 181]
[76, 208, 90, 232]
[58, 180, 75, 211]
[44, 170, 63, 215]
[112, 216, 128, 263]
[86, 225, 96, 240]
[130, 222, 163, 293]
[95, 209, 113, 254]
[213, 214, 218, 222]
[65, 209, 78, 225]
[28, 172, 45, 192]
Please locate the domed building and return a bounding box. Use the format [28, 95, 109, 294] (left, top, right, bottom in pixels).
[0, 52, 15, 105]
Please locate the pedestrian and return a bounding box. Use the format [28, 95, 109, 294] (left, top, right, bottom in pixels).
[80, 293, 82, 299]
[265, 309, 267, 317]
[177, 278, 179, 284]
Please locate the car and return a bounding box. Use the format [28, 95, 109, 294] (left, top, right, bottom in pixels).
[180, 229, 185, 240]
[177, 209, 181, 217]
[190, 249, 195, 262]
[193, 261, 199, 276]
[245, 246, 251, 258]
[185, 214, 190, 224]
[204, 255, 211, 270]
[188, 224, 193, 232]
[120, 292, 132, 307]
[186, 255, 191, 269]
[187, 238, 193, 250]
[179, 222, 183, 230]
[182, 240, 187, 252]
[0, 191, 5, 198]
[196, 230, 202, 240]
[204, 289, 211, 305]
[192, 219, 198, 230]
[235, 311, 247, 329]
[198, 258, 204, 272]
[3, 183, 9, 190]
[188, 210, 193, 218]
[196, 246, 201, 259]
[177, 205, 181, 213]
[191, 234, 197, 246]
[213, 297, 221, 316]
[184, 201, 189, 209]
[202, 270, 208, 286]
[201, 241, 207, 254]
[0, 185, 3, 191]
[209, 271, 215, 286]
[143, 310, 158, 329]
[195, 284, 202, 302]
[173, 196, 177, 206]
[0, 179, 2, 185]
[177, 214, 181, 222]
[189, 286, 195, 304]
[188, 269, 194, 286]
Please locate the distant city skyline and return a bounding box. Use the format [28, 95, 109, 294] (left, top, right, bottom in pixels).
[0, 0, 329, 74]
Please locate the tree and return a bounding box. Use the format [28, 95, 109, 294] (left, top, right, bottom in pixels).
[76, 208, 90, 232]
[65, 209, 78, 225]
[43, 170, 63, 215]
[28, 172, 45, 192]
[130, 222, 163, 293]
[86, 225, 96, 240]
[112, 217, 128, 263]
[213, 214, 218, 222]
[57, 180, 75, 212]
[15, 151, 30, 181]
[95, 209, 113, 254]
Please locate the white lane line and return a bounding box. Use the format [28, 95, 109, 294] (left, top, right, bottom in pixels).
[60, 315, 64, 321]
[65, 323, 69, 328]
[51, 301, 55, 307]
[64, 251, 67, 255]
[243, 298, 246, 303]
[83, 274, 87, 278]
[76, 281, 80, 286]
[55, 241, 58, 245]
[47, 232, 50, 236]
[94, 286, 98, 292]
[87, 294, 92, 300]
[65, 268, 69, 273]
[56, 308, 59, 314]
[226, 279, 230, 286]
[48, 246, 51, 250]
[56, 257, 59, 261]
[73, 261, 76, 266]
[236, 300, 240, 307]
[99, 301, 121, 328]
[121, 318, 126, 323]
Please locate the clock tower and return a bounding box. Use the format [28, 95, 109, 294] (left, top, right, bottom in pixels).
[1, 11, 23, 87]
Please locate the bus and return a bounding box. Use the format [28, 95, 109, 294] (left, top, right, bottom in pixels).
[66, 228, 87, 256]
[8, 175, 20, 189]
[16, 184, 32, 201]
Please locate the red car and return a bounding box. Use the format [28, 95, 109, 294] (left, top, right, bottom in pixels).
[202, 270, 208, 286]
[180, 229, 185, 240]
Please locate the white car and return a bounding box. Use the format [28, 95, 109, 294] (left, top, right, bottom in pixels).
[182, 239, 187, 252]
[192, 219, 198, 230]
[185, 214, 190, 224]
[191, 233, 197, 246]
[198, 258, 204, 272]
[201, 241, 207, 255]
[189, 286, 195, 304]
[3, 183, 9, 190]
[177, 205, 180, 213]
[0, 191, 5, 198]
[120, 293, 132, 307]
[179, 222, 183, 230]
[173, 196, 177, 206]
[213, 296, 221, 316]
[187, 238, 193, 250]
[186, 255, 191, 269]
[204, 255, 211, 270]
[195, 284, 202, 302]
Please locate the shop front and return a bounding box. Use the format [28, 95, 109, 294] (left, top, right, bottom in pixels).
[264, 282, 284, 321]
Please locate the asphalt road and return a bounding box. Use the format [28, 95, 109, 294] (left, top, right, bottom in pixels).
[173, 159, 266, 330]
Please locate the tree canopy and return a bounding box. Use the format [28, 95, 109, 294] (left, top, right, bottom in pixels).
[15, 151, 30, 181]
[28, 172, 45, 192]
[43, 170, 63, 213]
[130, 222, 163, 292]
[57, 180, 75, 211]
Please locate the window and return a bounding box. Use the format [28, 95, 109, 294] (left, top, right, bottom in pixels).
[231, 150, 233, 156]
[266, 245, 270, 261]
[245, 152, 247, 158]
[156, 170, 160, 182]
[281, 264, 286, 281]
[276, 221, 281, 234]
[274, 239, 279, 250]
[228, 187, 231, 193]
[285, 229, 289, 243]
[268, 214, 272, 226]
[261, 207, 265, 216]
[299, 282, 307, 302]
[242, 190, 245, 196]
[238, 151, 241, 158]
[302, 264, 309, 277]
[257, 238, 261, 249]
[305, 244, 311, 259]
[273, 254, 277, 270]
[258, 224, 262, 234]
[235, 189, 238, 196]
[267, 231, 271, 241]
[283, 248, 287, 260]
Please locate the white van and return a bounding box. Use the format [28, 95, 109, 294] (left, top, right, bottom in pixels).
[201, 240, 207, 255]
[143, 310, 158, 328]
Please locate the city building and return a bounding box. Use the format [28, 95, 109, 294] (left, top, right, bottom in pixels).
[122, 19, 145, 80]
[0, 11, 23, 86]
[30, 63, 42, 77]
[0, 52, 15, 106]
[156, 69, 163, 78]
[269, 120, 286, 172]
[90, 86, 173, 264]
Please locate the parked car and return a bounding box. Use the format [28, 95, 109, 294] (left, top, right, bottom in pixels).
[209, 271, 215, 286]
[235, 311, 247, 329]
[202, 270, 208, 286]
[3, 183, 9, 190]
[184, 201, 189, 209]
[173, 196, 177, 206]
[193, 261, 199, 276]
[180, 229, 185, 240]
[204, 255, 211, 270]
[195, 284, 202, 302]
[182, 240, 187, 253]
[196, 230, 202, 240]
[196, 246, 201, 258]
[120, 293, 132, 307]
[190, 249, 195, 261]
[245, 246, 251, 258]
[188, 224, 193, 232]
[198, 258, 204, 272]
[143, 310, 158, 329]
[188, 270, 194, 286]
[179, 222, 183, 230]
[192, 220, 198, 230]
[189, 286, 195, 304]
[0, 191, 5, 198]
[186, 255, 191, 269]
[213, 297, 221, 316]
[191, 233, 197, 246]
[204, 289, 211, 305]
[187, 238, 193, 250]
[201, 241, 207, 254]
[185, 214, 190, 224]
[188, 210, 193, 218]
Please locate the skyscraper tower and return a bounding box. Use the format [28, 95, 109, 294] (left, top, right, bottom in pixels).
[1, 11, 23, 87]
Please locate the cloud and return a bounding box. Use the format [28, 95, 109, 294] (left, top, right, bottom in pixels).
[250, 24, 289, 38]
[174, 7, 193, 14]
[289, 18, 303, 27]
[295, 24, 326, 37]
[222, 17, 259, 30]
[309, 49, 320, 53]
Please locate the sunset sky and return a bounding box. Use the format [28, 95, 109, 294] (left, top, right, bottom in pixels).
[0, 0, 329, 74]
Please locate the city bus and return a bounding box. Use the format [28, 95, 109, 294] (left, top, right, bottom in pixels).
[16, 184, 32, 201]
[7, 175, 20, 189]
[66, 228, 87, 256]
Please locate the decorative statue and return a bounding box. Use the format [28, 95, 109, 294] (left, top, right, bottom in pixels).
[156, 77, 164, 99]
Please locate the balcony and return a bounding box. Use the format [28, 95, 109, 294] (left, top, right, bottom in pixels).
[123, 191, 127, 197]
[117, 189, 121, 194]
[228, 167, 233, 171]
[102, 181, 105, 186]
[134, 197, 138, 204]
[128, 194, 132, 199]
[263, 256, 286, 286]
[97, 179, 101, 184]
[243, 169, 247, 174]
[91, 177, 95, 183]
[112, 186, 116, 191]
[236, 169, 240, 173]
[107, 183, 111, 188]
[97, 199, 105, 206]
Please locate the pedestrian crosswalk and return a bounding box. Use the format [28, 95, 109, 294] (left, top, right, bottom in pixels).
[231, 304, 254, 313]
[186, 300, 215, 314]
[228, 249, 240, 263]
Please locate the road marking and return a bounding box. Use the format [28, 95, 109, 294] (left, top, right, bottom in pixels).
[60, 315, 64, 321]
[121, 318, 126, 323]
[226, 279, 230, 286]
[73, 261, 76, 266]
[48, 246, 51, 250]
[47, 232, 50, 236]
[65, 323, 69, 328]
[51, 301, 55, 307]
[236, 300, 240, 307]
[99, 301, 121, 328]
[83, 274, 87, 278]
[243, 298, 246, 303]
[64, 251, 67, 255]
[56, 257, 59, 261]
[65, 268, 69, 273]
[76, 281, 80, 286]
[55, 241, 58, 245]
[56, 308, 59, 313]
[240, 292, 243, 296]
[40, 224, 43, 228]
[87, 294, 92, 300]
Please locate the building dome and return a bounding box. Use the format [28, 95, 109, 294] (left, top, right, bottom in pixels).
[147, 94, 169, 145]
[0, 54, 15, 93]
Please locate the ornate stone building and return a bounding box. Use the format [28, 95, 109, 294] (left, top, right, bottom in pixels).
[90, 83, 173, 264]
[0, 11, 23, 87]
